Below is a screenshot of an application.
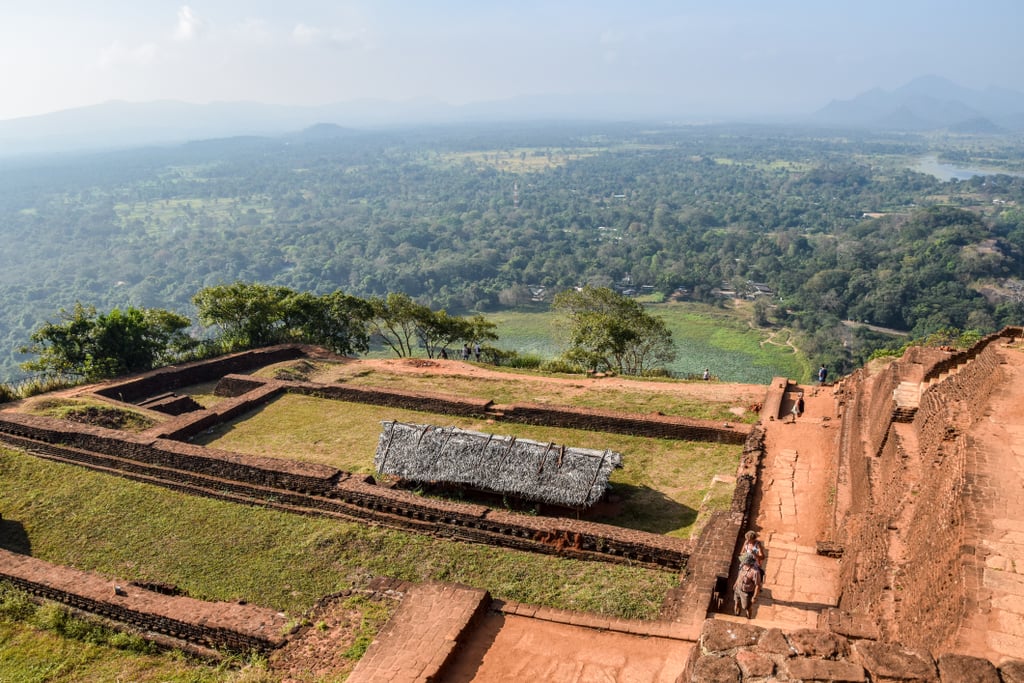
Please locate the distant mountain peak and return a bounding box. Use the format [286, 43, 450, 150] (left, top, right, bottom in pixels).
[813, 76, 1024, 132]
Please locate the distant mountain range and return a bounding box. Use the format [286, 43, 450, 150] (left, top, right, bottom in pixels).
[812, 75, 1024, 132]
[2, 76, 1023, 158]
[0, 93, 684, 158]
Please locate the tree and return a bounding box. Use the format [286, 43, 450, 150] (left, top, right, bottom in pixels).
[192, 282, 294, 349]
[368, 292, 433, 357]
[194, 283, 372, 354]
[552, 286, 675, 375]
[416, 312, 499, 358]
[281, 291, 372, 355]
[21, 304, 193, 381]
[414, 309, 467, 358]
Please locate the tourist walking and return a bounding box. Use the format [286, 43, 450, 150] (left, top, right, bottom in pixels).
[741, 530, 766, 580]
[817, 364, 828, 385]
[789, 395, 804, 422]
[734, 553, 762, 619]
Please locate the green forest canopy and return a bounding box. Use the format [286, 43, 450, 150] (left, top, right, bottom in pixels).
[1, 122, 1022, 382]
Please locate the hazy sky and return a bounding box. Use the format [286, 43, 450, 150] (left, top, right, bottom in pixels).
[2, 0, 1021, 122]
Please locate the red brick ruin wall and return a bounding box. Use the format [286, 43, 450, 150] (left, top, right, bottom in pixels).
[214, 373, 750, 445]
[892, 341, 1004, 650]
[0, 411, 691, 571]
[835, 329, 1016, 652]
[94, 345, 306, 403]
[0, 548, 287, 655]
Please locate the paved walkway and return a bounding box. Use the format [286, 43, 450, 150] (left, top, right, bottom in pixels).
[721, 384, 842, 630]
[347, 582, 488, 683]
[446, 614, 693, 682]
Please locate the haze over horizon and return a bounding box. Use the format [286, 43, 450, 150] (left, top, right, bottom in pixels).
[4, 0, 1023, 124]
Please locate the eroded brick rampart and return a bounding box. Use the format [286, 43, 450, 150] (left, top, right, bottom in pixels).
[834, 327, 1020, 653]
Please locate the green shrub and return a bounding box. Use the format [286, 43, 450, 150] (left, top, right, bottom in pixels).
[506, 352, 545, 369]
[17, 375, 80, 398]
[539, 358, 581, 374]
[0, 384, 18, 403]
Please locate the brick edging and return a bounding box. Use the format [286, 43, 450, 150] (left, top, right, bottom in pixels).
[0, 548, 288, 654]
[493, 599, 692, 640]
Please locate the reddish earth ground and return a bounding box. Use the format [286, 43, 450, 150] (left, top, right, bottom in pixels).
[337, 356, 766, 404]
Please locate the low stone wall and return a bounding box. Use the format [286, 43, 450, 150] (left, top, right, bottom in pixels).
[660, 426, 764, 636]
[0, 412, 343, 496]
[147, 382, 287, 441]
[94, 345, 307, 403]
[0, 548, 288, 654]
[685, 618, 1024, 682]
[496, 402, 749, 444]
[347, 581, 490, 683]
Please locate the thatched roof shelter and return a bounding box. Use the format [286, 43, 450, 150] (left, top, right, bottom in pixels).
[374, 421, 623, 509]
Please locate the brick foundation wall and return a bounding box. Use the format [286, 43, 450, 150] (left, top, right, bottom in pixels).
[0, 548, 287, 654]
[213, 372, 751, 445]
[0, 413, 692, 571]
[94, 345, 307, 403]
[660, 426, 764, 636]
[496, 402, 749, 443]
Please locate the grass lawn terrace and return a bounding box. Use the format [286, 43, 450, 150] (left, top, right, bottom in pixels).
[192, 393, 741, 539]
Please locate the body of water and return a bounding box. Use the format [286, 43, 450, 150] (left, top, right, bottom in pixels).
[913, 155, 1023, 181]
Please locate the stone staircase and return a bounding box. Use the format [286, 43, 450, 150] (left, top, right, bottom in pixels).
[891, 381, 921, 422]
[892, 349, 984, 423]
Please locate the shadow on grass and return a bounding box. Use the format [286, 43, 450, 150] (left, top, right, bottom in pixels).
[392, 481, 696, 536]
[0, 518, 31, 555]
[581, 483, 697, 536]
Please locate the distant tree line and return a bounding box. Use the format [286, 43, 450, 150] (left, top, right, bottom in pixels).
[17, 283, 673, 386]
[2, 123, 1024, 380]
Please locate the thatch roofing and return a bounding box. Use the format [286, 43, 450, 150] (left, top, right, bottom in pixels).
[374, 420, 622, 509]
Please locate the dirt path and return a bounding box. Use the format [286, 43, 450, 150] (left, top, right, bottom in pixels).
[758, 328, 799, 356]
[330, 356, 766, 404]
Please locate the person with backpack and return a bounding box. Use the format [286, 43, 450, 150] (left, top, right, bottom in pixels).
[741, 530, 766, 579]
[734, 553, 762, 619]
[817, 364, 828, 385]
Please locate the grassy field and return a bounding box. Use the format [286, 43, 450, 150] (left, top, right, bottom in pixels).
[0, 446, 678, 679]
[288, 361, 760, 424]
[0, 346, 756, 678]
[484, 301, 810, 384]
[0, 448, 679, 614]
[193, 393, 740, 538]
